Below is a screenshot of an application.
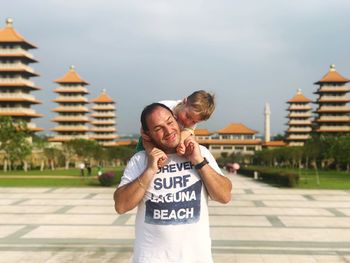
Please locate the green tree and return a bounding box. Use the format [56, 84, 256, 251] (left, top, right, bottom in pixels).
[0, 116, 32, 171]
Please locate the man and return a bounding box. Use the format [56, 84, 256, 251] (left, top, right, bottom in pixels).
[114, 103, 232, 263]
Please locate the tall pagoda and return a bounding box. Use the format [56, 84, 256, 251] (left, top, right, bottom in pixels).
[90, 89, 118, 146]
[285, 89, 312, 146]
[0, 18, 42, 132]
[314, 65, 350, 134]
[49, 66, 90, 142]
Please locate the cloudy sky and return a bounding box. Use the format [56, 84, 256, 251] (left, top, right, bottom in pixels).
[2, 0, 350, 136]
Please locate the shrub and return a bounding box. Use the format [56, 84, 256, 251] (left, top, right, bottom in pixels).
[98, 171, 116, 187]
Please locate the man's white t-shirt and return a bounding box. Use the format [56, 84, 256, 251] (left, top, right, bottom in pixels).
[118, 146, 223, 263]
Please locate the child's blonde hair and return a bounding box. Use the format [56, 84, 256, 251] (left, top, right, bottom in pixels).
[186, 90, 215, 121]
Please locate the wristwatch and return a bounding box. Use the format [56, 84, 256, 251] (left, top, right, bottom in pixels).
[194, 157, 209, 170]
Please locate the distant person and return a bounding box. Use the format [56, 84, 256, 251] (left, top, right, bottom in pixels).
[86, 162, 92, 176]
[114, 103, 232, 263]
[79, 162, 85, 176]
[136, 90, 215, 167]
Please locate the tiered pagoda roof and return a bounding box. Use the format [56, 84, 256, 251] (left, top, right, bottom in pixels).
[0, 18, 43, 132]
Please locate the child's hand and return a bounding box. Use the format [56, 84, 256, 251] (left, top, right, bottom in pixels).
[176, 142, 186, 156]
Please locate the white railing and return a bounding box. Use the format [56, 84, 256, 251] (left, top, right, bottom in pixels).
[288, 120, 312, 125]
[0, 92, 36, 100]
[288, 112, 312, 117]
[318, 126, 350, 131]
[318, 106, 350, 111]
[91, 134, 117, 139]
[286, 135, 310, 140]
[53, 125, 89, 130]
[318, 96, 350, 101]
[0, 63, 35, 73]
[287, 127, 312, 132]
[54, 96, 88, 102]
[92, 113, 116, 117]
[288, 105, 312, 110]
[317, 116, 350, 121]
[52, 116, 90, 122]
[0, 48, 34, 59]
[0, 107, 37, 114]
[319, 85, 349, 92]
[49, 135, 90, 141]
[0, 78, 34, 86]
[54, 106, 89, 112]
[92, 105, 115, 110]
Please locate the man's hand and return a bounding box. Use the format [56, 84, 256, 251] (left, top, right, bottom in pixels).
[148, 147, 168, 171]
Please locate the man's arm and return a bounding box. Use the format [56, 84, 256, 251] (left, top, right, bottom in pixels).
[114, 148, 166, 214]
[184, 136, 232, 204]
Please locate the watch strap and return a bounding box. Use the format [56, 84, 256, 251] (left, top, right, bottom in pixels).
[194, 157, 208, 170]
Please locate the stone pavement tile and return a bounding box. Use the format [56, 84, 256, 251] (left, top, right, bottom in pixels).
[51, 188, 115, 194]
[234, 254, 264, 262]
[0, 205, 64, 213]
[280, 216, 350, 227]
[338, 209, 350, 216]
[0, 214, 117, 225]
[42, 252, 132, 263]
[0, 193, 90, 199]
[313, 255, 350, 263]
[312, 195, 350, 201]
[234, 194, 307, 201]
[22, 199, 114, 206]
[209, 207, 333, 216]
[66, 205, 116, 214]
[0, 225, 25, 238]
[66, 206, 137, 215]
[263, 201, 350, 208]
[210, 227, 350, 242]
[209, 215, 271, 227]
[209, 200, 256, 207]
[22, 226, 135, 239]
[253, 189, 350, 195]
[0, 199, 20, 205]
[0, 187, 52, 193]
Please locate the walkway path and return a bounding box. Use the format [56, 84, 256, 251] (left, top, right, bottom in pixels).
[0, 173, 350, 262]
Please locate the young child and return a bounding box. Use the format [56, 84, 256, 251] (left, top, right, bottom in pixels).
[136, 90, 215, 166]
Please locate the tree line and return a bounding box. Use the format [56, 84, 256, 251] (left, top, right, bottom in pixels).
[0, 117, 135, 171]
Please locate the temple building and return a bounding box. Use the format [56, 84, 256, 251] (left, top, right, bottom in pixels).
[0, 18, 42, 133]
[90, 89, 118, 146]
[49, 66, 90, 142]
[285, 89, 312, 146]
[313, 65, 350, 134]
[195, 123, 262, 158]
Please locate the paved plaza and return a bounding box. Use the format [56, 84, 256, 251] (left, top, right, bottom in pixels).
[1, 172, 350, 263]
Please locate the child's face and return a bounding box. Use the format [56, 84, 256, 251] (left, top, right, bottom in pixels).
[177, 106, 202, 127]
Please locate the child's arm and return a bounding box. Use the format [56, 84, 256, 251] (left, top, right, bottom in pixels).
[176, 128, 195, 155]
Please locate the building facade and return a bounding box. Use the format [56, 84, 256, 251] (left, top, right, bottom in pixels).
[90, 89, 118, 146]
[195, 123, 262, 158]
[0, 18, 42, 133]
[49, 66, 90, 142]
[314, 65, 350, 134]
[285, 89, 312, 146]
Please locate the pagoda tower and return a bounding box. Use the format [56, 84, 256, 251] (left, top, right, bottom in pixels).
[0, 18, 42, 132]
[314, 65, 350, 134]
[49, 66, 90, 142]
[90, 89, 118, 146]
[286, 89, 312, 146]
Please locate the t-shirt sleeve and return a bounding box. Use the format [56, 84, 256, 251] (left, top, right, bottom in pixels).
[200, 146, 224, 176]
[158, 100, 182, 111]
[118, 152, 148, 188]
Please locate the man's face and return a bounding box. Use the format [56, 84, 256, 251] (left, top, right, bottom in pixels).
[146, 106, 181, 153]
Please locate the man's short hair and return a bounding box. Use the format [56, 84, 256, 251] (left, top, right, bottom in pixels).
[140, 103, 174, 131]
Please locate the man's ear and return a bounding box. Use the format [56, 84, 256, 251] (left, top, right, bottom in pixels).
[141, 129, 152, 142]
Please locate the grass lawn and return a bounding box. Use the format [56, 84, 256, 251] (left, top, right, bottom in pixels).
[245, 166, 350, 189]
[0, 167, 124, 187]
